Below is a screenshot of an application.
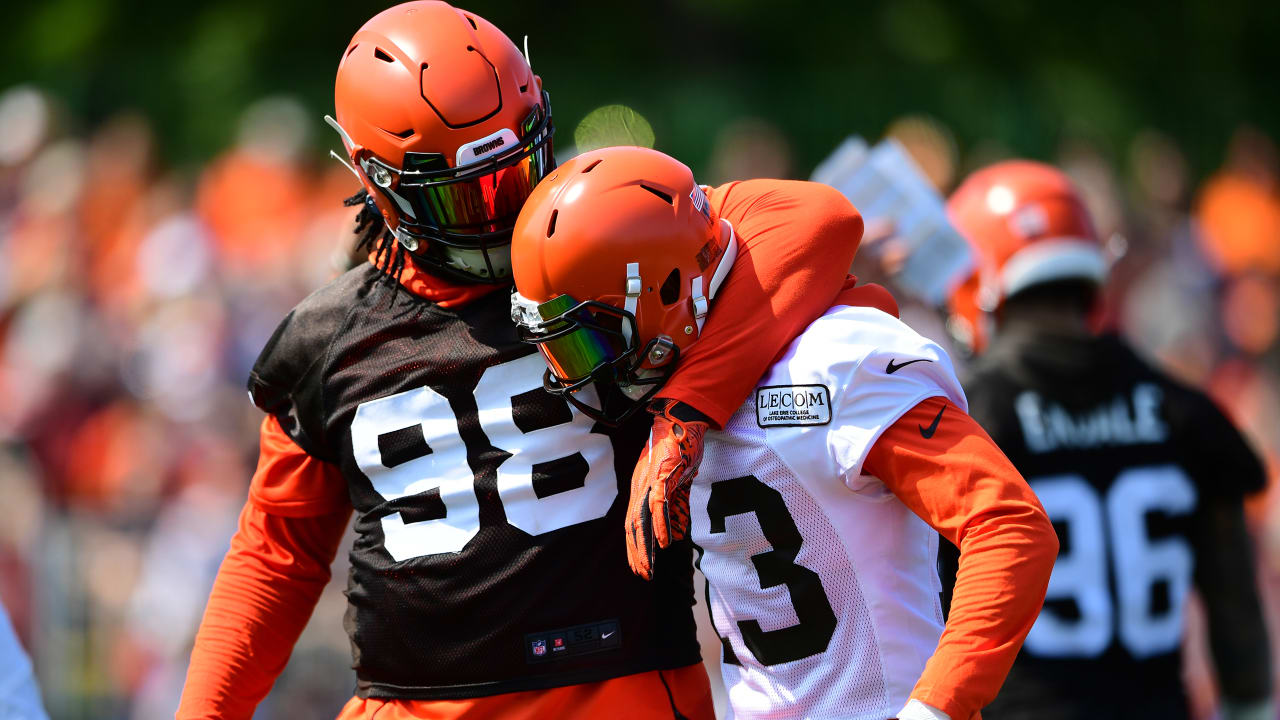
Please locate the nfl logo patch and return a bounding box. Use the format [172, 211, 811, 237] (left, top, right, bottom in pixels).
[532, 639, 546, 656]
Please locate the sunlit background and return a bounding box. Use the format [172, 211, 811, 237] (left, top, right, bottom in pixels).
[1, 1, 1279, 718]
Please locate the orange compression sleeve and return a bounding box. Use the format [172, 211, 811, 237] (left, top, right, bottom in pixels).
[656, 180, 864, 427]
[177, 416, 352, 720]
[863, 396, 1058, 720]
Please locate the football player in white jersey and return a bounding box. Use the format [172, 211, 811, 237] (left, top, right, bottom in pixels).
[509, 145, 1060, 720]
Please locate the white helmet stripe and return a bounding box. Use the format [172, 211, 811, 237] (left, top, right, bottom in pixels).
[707, 220, 738, 300]
[1000, 238, 1107, 299]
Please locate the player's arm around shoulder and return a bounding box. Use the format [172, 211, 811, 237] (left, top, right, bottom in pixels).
[659, 179, 864, 426]
[815, 310, 1056, 719]
[773, 305, 967, 475]
[707, 177, 861, 246]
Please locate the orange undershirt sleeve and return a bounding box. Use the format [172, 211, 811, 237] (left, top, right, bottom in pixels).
[656, 180, 865, 427]
[864, 396, 1058, 720]
[177, 416, 352, 720]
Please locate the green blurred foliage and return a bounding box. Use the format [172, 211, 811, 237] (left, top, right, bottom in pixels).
[3, 0, 1277, 181]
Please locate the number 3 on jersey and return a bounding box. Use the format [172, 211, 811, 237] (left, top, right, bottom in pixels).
[350, 355, 617, 561]
[706, 475, 837, 666]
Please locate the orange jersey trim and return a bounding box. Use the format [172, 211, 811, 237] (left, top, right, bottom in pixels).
[657, 179, 866, 427]
[373, 247, 509, 308]
[865, 396, 1058, 720]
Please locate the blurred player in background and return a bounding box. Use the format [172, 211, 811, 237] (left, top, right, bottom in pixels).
[177, 2, 867, 718]
[942, 160, 1273, 719]
[511, 145, 1058, 720]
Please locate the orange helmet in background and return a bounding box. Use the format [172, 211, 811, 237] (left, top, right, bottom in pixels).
[331, 1, 553, 283]
[945, 159, 1106, 353]
[510, 146, 738, 424]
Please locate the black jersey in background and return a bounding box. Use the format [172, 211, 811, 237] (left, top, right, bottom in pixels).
[941, 328, 1266, 719]
[248, 265, 700, 699]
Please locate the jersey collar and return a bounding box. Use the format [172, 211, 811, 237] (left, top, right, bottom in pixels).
[370, 251, 509, 309]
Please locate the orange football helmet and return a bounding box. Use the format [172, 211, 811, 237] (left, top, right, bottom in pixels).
[946, 160, 1106, 352]
[510, 146, 737, 424]
[330, 1, 553, 283]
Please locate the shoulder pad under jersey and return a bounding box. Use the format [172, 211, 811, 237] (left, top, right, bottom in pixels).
[248, 265, 379, 459]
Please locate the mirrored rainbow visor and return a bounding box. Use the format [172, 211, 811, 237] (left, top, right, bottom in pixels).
[368, 92, 554, 245]
[522, 294, 636, 385]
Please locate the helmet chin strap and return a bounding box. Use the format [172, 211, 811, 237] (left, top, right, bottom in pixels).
[690, 277, 708, 333]
[619, 374, 656, 400]
[622, 262, 641, 347]
[443, 245, 510, 280]
[324, 115, 373, 186]
[328, 150, 361, 181]
[323, 114, 357, 154]
[325, 113, 422, 241]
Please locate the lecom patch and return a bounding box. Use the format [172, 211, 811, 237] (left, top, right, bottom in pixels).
[755, 384, 832, 427]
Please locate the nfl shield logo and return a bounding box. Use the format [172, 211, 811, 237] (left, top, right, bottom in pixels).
[532, 639, 546, 657]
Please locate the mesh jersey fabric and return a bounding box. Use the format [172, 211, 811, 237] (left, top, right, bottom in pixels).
[247, 264, 699, 698]
[690, 304, 967, 720]
[656, 179, 864, 427]
[954, 329, 1267, 719]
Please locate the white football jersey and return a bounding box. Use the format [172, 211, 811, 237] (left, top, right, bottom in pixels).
[690, 304, 967, 720]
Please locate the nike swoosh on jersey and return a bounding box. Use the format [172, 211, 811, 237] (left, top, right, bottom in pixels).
[919, 405, 945, 439]
[886, 358, 933, 374]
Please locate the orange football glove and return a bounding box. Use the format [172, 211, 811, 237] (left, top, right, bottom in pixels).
[626, 400, 711, 580]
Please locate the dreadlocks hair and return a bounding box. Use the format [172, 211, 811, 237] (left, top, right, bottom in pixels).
[344, 188, 408, 285]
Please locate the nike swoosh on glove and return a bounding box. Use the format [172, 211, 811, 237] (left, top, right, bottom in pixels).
[626, 400, 711, 580]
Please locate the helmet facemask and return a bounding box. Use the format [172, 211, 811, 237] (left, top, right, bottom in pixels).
[512, 291, 678, 426]
[335, 92, 556, 284]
